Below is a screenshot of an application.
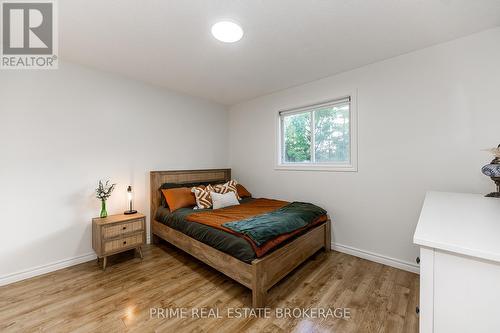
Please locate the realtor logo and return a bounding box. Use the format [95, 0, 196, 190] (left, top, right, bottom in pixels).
[1, 0, 58, 69]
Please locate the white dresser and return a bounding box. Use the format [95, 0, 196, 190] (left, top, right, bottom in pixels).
[414, 191, 500, 333]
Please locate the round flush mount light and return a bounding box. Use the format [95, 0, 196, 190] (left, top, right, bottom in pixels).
[211, 21, 243, 43]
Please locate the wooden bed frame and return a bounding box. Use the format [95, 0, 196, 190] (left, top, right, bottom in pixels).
[150, 169, 331, 308]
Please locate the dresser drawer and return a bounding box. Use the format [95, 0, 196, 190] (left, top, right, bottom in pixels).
[104, 233, 143, 253]
[103, 219, 143, 239]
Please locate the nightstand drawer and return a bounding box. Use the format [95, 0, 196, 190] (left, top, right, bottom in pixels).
[104, 233, 143, 253]
[103, 219, 143, 239]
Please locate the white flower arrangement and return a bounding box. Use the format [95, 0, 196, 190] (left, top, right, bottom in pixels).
[96, 180, 116, 201]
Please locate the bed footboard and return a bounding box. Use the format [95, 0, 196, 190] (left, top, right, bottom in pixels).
[250, 218, 330, 307]
[153, 217, 331, 308]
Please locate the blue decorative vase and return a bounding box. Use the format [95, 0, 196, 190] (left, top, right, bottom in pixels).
[482, 163, 500, 198]
[482, 164, 500, 178]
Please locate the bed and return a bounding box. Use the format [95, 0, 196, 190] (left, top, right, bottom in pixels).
[150, 169, 331, 308]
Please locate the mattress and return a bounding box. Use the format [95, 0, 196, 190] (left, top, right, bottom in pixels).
[155, 198, 257, 263]
[155, 197, 327, 263]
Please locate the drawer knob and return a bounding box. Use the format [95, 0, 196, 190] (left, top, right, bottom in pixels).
[416, 306, 420, 315]
[416, 257, 420, 264]
[123, 241, 127, 245]
[122, 226, 127, 230]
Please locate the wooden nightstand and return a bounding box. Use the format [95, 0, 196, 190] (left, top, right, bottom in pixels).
[92, 213, 146, 270]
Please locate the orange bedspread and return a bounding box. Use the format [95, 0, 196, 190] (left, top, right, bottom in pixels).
[186, 198, 327, 258]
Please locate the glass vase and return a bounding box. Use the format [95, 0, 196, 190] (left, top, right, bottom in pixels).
[100, 199, 108, 218]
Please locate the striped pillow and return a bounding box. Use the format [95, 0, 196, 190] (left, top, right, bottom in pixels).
[213, 180, 241, 200]
[191, 185, 214, 209]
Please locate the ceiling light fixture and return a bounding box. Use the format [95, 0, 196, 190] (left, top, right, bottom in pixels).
[211, 21, 243, 43]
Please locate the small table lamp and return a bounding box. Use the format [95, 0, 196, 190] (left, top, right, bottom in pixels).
[482, 144, 500, 198]
[124, 185, 138, 214]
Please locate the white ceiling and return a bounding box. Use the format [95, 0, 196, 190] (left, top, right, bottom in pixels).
[60, 0, 500, 105]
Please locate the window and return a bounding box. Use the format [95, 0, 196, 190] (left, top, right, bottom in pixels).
[276, 96, 357, 171]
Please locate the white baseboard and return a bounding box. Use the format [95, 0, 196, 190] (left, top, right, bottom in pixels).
[332, 242, 420, 274]
[0, 252, 97, 287]
[0, 241, 418, 287]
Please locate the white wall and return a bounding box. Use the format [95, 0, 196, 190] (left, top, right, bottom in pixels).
[229, 28, 500, 271]
[0, 62, 228, 284]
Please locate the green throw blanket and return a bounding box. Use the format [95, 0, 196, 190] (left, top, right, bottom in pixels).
[222, 202, 327, 247]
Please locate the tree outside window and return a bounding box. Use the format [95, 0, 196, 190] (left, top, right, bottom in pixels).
[281, 100, 350, 165]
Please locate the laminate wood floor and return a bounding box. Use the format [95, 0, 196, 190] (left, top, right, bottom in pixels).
[0, 243, 419, 333]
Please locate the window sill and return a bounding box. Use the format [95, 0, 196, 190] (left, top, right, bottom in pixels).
[274, 164, 358, 172]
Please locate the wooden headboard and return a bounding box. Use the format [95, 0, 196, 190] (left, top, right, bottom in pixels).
[150, 168, 231, 222]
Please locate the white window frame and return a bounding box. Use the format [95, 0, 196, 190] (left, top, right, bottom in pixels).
[275, 92, 358, 172]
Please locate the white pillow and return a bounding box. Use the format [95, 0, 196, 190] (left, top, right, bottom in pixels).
[211, 191, 240, 209]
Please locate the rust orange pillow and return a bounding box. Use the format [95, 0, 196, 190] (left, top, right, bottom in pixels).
[236, 184, 252, 198]
[161, 187, 196, 212]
